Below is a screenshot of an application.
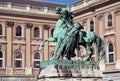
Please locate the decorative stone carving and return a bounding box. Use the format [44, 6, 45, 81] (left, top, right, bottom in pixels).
[43, 24, 50, 30]
[18, 44, 21, 50]
[25, 67, 32, 75]
[97, 13, 104, 20]
[82, 19, 87, 25]
[26, 23, 33, 28]
[6, 21, 14, 27]
[6, 67, 13, 75]
[114, 7, 120, 15]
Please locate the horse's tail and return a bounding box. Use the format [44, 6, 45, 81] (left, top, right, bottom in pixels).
[94, 35, 107, 63]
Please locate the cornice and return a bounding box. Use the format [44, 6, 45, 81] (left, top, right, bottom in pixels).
[73, 0, 119, 17]
[0, 9, 58, 21]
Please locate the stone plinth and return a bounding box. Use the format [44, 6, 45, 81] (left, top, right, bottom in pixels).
[37, 60, 103, 81]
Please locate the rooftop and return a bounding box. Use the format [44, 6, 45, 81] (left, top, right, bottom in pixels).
[0, 0, 66, 9]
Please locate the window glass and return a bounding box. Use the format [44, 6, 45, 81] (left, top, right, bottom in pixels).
[108, 42, 114, 63]
[33, 52, 40, 68]
[90, 20, 94, 32]
[0, 24, 3, 35]
[51, 29, 54, 37]
[0, 51, 3, 58]
[34, 27, 40, 38]
[14, 50, 23, 68]
[109, 43, 113, 52]
[0, 50, 4, 68]
[109, 54, 114, 63]
[16, 25, 22, 36]
[0, 60, 3, 67]
[108, 14, 112, 27]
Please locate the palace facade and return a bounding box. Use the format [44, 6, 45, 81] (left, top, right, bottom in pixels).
[0, 0, 120, 81]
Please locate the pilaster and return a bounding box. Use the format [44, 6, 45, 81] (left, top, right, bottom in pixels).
[43, 24, 50, 60]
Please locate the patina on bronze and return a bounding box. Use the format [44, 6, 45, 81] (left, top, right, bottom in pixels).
[38, 6, 106, 65]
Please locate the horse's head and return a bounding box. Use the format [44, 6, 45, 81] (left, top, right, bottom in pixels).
[56, 6, 74, 20]
[76, 23, 84, 30]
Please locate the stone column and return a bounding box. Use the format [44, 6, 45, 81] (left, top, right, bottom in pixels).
[114, 8, 120, 69]
[6, 21, 14, 75]
[97, 13, 104, 38]
[43, 25, 50, 60]
[25, 23, 33, 75]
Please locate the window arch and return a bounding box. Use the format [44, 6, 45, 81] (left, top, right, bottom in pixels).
[107, 42, 114, 63]
[34, 27, 40, 38]
[16, 25, 22, 37]
[90, 20, 94, 32]
[0, 24, 3, 35]
[0, 23, 5, 36]
[107, 14, 112, 27]
[33, 52, 41, 69]
[106, 13, 113, 28]
[0, 50, 4, 68]
[14, 50, 24, 68]
[51, 29, 54, 37]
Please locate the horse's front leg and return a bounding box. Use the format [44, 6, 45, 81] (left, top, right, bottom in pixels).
[81, 44, 92, 61]
[38, 37, 56, 51]
[85, 44, 93, 61]
[50, 38, 62, 60]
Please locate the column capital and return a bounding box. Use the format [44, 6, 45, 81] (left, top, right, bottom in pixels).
[97, 13, 104, 20]
[6, 21, 14, 27]
[26, 23, 33, 28]
[43, 24, 50, 30]
[114, 7, 120, 15]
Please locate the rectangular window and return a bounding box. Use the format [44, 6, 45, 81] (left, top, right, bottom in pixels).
[34, 61, 40, 68]
[109, 53, 114, 63]
[15, 60, 22, 68]
[0, 60, 3, 67]
[0, 24, 4, 36]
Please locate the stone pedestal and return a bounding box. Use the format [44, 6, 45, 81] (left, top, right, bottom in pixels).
[37, 60, 103, 81]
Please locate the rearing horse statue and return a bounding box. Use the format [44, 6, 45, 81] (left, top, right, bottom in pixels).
[38, 6, 74, 60]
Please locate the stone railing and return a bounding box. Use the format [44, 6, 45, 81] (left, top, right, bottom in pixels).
[71, 0, 100, 11]
[0, 2, 56, 15]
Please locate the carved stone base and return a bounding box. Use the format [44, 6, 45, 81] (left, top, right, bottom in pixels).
[38, 60, 103, 81]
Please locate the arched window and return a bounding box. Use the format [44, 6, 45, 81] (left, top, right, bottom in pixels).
[14, 50, 24, 68]
[107, 14, 113, 27]
[34, 27, 40, 38]
[108, 42, 114, 63]
[0, 24, 3, 35]
[0, 50, 4, 68]
[16, 25, 22, 36]
[51, 29, 54, 37]
[33, 52, 41, 68]
[90, 20, 94, 32]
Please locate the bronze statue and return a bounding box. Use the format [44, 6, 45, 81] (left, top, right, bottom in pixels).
[39, 6, 74, 60]
[38, 6, 106, 63]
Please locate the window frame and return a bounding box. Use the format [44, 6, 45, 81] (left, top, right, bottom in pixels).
[89, 20, 94, 32]
[0, 50, 5, 69]
[15, 24, 24, 38]
[14, 50, 24, 69]
[33, 26, 42, 39]
[0, 22, 5, 36]
[88, 18, 95, 32]
[51, 28, 54, 37]
[33, 52, 41, 69]
[107, 42, 115, 64]
[105, 13, 113, 29]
